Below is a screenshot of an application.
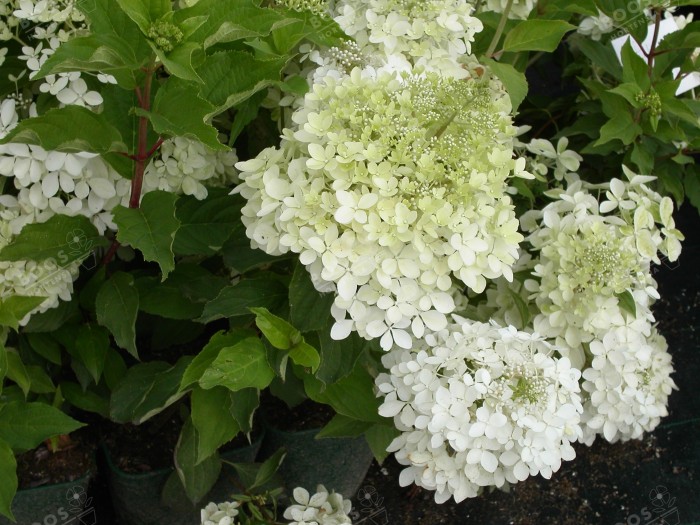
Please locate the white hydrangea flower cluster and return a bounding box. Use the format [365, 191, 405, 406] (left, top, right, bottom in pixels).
[283, 486, 353, 525]
[332, 0, 483, 75]
[0, 199, 79, 324]
[143, 137, 239, 200]
[523, 172, 681, 349]
[581, 324, 676, 444]
[237, 67, 525, 349]
[509, 171, 682, 444]
[200, 501, 241, 525]
[376, 318, 583, 503]
[12, 0, 84, 25]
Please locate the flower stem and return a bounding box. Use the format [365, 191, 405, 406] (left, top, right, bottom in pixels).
[486, 0, 514, 58]
[128, 63, 155, 209]
[646, 8, 662, 82]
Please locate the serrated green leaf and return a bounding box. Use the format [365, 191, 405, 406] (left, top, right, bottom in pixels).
[196, 51, 286, 118]
[74, 323, 110, 384]
[616, 290, 637, 318]
[0, 106, 128, 154]
[174, 189, 242, 256]
[180, 329, 256, 390]
[198, 278, 287, 323]
[0, 438, 17, 521]
[304, 365, 382, 423]
[174, 418, 221, 504]
[153, 41, 204, 83]
[596, 112, 641, 146]
[114, 190, 180, 280]
[110, 356, 192, 424]
[191, 385, 240, 464]
[174, 0, 285, 49]
[482, 58, 528, 112]
[96, 272, 139, 358]
[502, 20, 576, 52]
[115, 0, 172, 34]
[198, 337, 275, 392]
[137, 78, 223, 150]
[316, 414, 373, 439]
[621, 39, 650, 91]
[251, 307, 300, 350]
[0, 214, 107, 265]
[0, 401, 84, 453]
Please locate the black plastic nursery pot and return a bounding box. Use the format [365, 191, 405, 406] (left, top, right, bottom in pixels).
[102, 435, 262, 525]
[258, 422, 374, 499]
[0, 472, 96, 525]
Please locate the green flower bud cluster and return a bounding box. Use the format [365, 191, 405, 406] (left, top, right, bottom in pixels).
[634, 90, 662, 118]
[147, 19, 184, 53]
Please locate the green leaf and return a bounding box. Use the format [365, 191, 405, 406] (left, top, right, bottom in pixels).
[174, 0, 285, 49]
[251, 307, 300, 350]
[109, 356, 192, 424]
[0, 438, 17, 521]
[196, 51, 286, 118]
[74, 324, 110, 384]
[250, 447, 286, 490]
[304, 365, 382, 423]
[229, 388, 259, 434]
[0, 106, 128, 154]
[312, 330, 366, 385]
[103, 348, 128, 390]
[571, 34, 622, 79]
[96, 272, 139, 358]
[0, 401, 84, 453]
[621, 39, 650, 91]
[137, 78, 222, 150]
[115, 0, 172, 34]
[25, 333, 62, 365]
[5, 351, 30, 397]
[222, 224, 288, 273]
[596, 112, 641, 146]
[502, 20, 576, 53]
[0, 214, 107, 265]
[278, 8, 347, 48]
[288, 263, 333, 332]
[0, 296, 46, 330]
[25, 365, 55, 394]
[288, 341, 321, 373]
[228, 90, 266, 145]
[174, 418, 221, 504]
[180, 329, 256, 390]
[198, 278, 287, 323]
[616, 290, 637, 318]
[482, 58, 528, 112]
[173, 189, 242, 256]
[198, 337, 275, 392]
[364, 423, 400, 464]
[316, 414, 373, 439]
[684, 168, 700, 211]
[136, 275, 204, 320]
[0, 344, 6, 395]
[191, 386, 240, 464]
[508, 289, 531, 329]
[60, 382, 110, 418]
[114, 190, 180, 280]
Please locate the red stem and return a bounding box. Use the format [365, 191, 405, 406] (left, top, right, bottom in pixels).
[129, 67, 154, 209]
[647, 8, 662, 81]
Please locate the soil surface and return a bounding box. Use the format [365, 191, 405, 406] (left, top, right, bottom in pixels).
[16, 434, 95, 489]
